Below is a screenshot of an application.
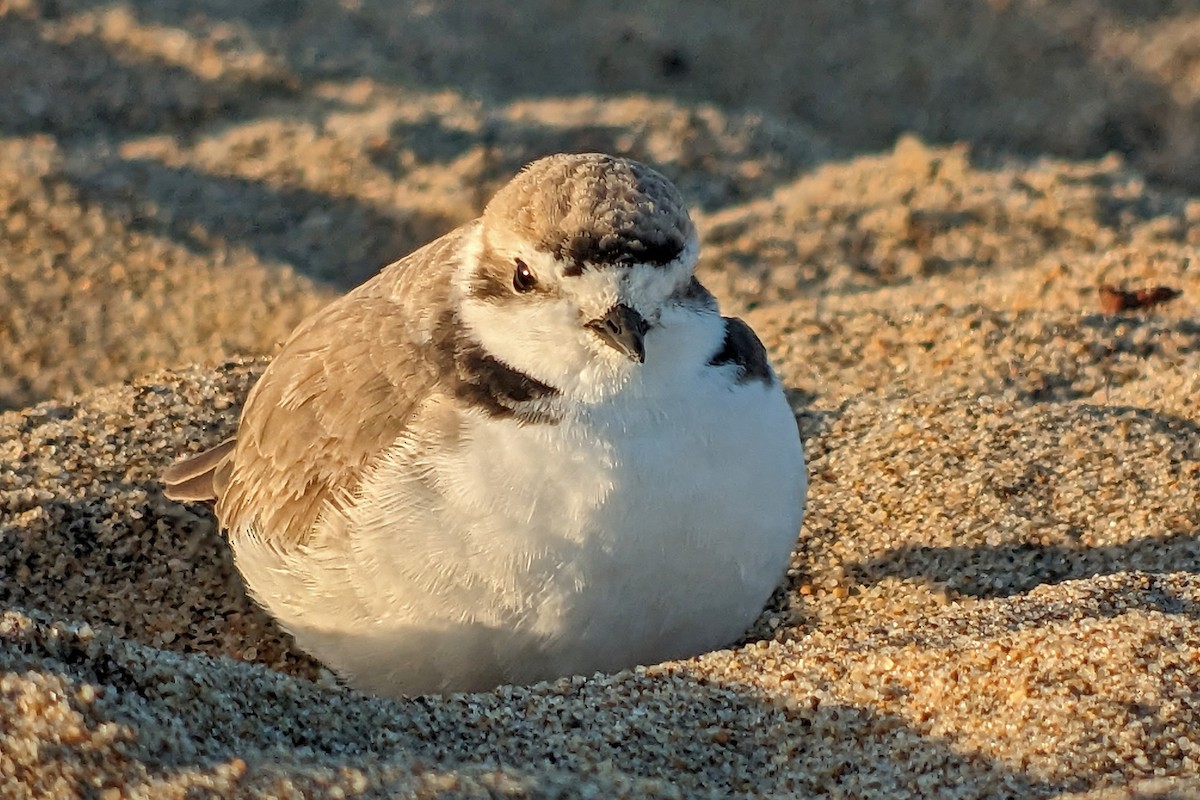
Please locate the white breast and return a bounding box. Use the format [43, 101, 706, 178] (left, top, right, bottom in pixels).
[231, 330, 807, 696]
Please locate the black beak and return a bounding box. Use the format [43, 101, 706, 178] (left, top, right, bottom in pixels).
[587, 303, 649, 363]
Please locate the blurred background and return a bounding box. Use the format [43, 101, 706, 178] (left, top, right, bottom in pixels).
[3, 0, 1200, 409]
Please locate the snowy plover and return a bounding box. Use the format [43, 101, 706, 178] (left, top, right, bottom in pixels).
[163, 153, 807, 696]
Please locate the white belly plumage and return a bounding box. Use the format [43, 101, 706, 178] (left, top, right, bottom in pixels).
[231, 374, 806, 696]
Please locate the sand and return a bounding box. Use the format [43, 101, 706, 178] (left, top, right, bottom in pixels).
[2, 0, 1199, 797]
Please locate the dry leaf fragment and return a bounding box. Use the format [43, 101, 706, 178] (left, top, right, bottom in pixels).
[1098, 284, 1181, 314]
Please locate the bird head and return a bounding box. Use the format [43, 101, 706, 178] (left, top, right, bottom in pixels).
[456, 153, 717, 401]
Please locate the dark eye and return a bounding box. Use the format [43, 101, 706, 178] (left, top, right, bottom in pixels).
[512, 258, 537, 293]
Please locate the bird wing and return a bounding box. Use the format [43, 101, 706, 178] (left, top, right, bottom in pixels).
[161, 436, 237, 501]
[162, 223, 476, 547]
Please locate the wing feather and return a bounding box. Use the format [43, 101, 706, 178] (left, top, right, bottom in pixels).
[162, 437, 236, 502]
[164, 224, 476, 547]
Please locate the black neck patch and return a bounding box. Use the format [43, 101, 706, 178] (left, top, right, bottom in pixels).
[670, 276, 717, 310]
[433, 311, 561, 423]
[708, 317, 773, 385]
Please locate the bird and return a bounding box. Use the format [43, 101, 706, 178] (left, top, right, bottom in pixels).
[162, 152, 807, 697]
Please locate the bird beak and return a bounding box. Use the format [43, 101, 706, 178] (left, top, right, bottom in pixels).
[586, 303, 649, 363]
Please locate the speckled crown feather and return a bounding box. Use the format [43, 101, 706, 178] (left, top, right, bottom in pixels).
[483, 153, 695, 267]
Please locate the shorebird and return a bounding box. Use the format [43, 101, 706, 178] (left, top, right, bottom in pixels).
[163, 152, 807, 697]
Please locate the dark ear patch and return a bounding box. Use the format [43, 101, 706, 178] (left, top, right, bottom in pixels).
[466, 246, 512, 301]
[709, 317, 773, 385]
[469, 246, 549, 302]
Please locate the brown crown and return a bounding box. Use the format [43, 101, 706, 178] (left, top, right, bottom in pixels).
[483, 153, 695, 267]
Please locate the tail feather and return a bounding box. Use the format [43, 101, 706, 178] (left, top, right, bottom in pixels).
[162, 437, 236, 503]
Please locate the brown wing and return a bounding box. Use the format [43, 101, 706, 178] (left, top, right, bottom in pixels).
[161, 437, 236, 501]
[163, 224, 474, 547]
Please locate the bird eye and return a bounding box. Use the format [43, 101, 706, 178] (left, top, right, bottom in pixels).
[512, 259, 537, 293]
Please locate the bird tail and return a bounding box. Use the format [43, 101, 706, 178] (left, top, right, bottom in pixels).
[161, 437, 236, 503]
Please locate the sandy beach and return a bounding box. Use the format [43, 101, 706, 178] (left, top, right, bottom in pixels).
[2, 1, 1199, 797]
